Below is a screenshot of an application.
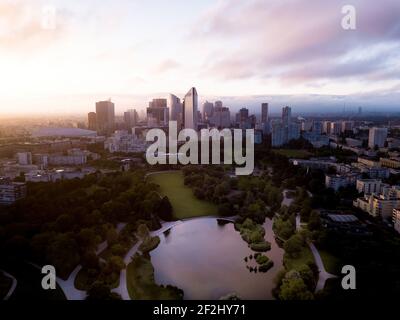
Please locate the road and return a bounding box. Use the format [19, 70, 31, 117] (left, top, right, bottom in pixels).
[1, 270, 17, 300]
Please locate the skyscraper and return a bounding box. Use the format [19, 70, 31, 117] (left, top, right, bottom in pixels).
[147, 99, 169, 127]
[202, 101, 214, 121]
[168, 94, 182, 122]
[282, 106, 291, 127]
[261, 103, 269, 123]
[182, 87, 198, 130]
[96, 99, 115, 135]
[87, 112, 97, 131]
[124, 109, 138, 129]
[368, 127, 388, 149]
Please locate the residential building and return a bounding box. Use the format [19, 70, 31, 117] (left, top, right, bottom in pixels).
[368, 127, 388, 149]
[356, 179, 381, 195]
[325, 172, 361, 191]
[0, 177, 27, 205]
[353, 194, 399, 220]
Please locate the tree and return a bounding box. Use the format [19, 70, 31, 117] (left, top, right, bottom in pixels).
[86, 281, 121, 300]
[156, 196, 173, 221]
[279, 276, 314, 300]
[283, 234, 304, 258]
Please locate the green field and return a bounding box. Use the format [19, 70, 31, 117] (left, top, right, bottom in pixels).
[273, 149, 312, 159]
[318, 249, 339, 274]
[148, 171, 218, 219]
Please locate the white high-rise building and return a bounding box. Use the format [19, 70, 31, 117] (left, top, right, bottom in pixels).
[368, 127, 388, 149]
[182, 87, 198, 130]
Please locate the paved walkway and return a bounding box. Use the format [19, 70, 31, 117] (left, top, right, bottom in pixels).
[1, 270, 17, 300]
[308, 242, 337, 292]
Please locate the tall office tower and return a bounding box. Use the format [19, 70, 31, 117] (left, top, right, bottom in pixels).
[88, 112, 97, 131]
[368, 127, 388, 149]
[261, 103, 269, 123]
[202, 101, 214, 121]
[236, 108, 249, 123]
[96, 99, 115, 135]
[312, 121, 323, 134]
[330, 121, 341, 135]
[288, 123, 301, 140]
[209, 106, 231, 128]
[271, 121, 285, 147]
[182, 87, 198, 130]
[214, 100, 223, 109]
[124, 109, 138, 129]
[147, 99, 169, 127]
[282, 106, 291, 127]
[149, 98, 167, 108]
[168, 94, 182, 121]
[236, 108, 251, 129]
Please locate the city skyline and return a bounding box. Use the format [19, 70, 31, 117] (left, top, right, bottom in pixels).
[1, 0, 400, 115]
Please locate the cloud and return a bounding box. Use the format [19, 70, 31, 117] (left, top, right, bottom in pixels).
[192, 0, 400, 84]
[154, 59, 180, 73]
[0, 0, 69, 51]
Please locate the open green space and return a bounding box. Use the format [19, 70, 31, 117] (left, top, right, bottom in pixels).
[318, 249, 340, 274]
[126, 254, 183, 300]
[148, 171, 218, 219]
[273, 149, 312, 159]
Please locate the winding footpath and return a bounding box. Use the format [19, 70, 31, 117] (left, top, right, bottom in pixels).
[295, 214, 336, 293]
[30, 222, 127, 300]
[308, 242, 337, 293]
[1, 270, 17, 300]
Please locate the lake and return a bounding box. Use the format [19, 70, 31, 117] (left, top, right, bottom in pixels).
[150, 217, 284, 300]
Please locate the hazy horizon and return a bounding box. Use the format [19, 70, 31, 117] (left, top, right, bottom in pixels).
[1, 0, 400, 115]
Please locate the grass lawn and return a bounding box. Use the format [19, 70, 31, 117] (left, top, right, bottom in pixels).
[126, 254, 183, 300]
[318, 249, 340, 274]
[283, 245, 314, 271]
[148, 171, 218, 219]
[273, 149, 312, 159]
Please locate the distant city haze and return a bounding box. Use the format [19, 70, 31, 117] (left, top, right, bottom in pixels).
[1, 0, 399, 115]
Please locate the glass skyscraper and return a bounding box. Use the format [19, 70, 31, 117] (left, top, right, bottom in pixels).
[182, 87, 198, 130]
